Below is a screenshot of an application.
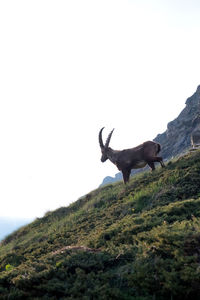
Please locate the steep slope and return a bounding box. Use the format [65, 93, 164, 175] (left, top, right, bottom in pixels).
[101, 85, 200, 185]
[1, 150, 200, 299]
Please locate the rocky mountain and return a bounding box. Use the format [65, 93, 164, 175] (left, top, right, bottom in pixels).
[100, 172, 123, 186]
[101, 85, 200, 186]
[154, 85, 200, 159]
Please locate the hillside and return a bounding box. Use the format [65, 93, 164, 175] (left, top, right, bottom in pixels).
[1, 150, 200, 299]
[101, 85, 200, 186]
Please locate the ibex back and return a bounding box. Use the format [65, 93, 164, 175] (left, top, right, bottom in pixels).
[99, 127, 165, 184]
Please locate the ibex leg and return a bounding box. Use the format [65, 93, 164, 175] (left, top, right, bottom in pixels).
[159, 158, 165, 168]
[147, 157, 165, 169]
[122, 169, 131, 184]
[154, 156, 165, 168]
[147, 161, 155, 171]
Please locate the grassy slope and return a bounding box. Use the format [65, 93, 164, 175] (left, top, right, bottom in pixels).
[1, 151, 200, 299]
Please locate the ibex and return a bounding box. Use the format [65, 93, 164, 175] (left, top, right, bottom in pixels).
[99, 127, 165, 184]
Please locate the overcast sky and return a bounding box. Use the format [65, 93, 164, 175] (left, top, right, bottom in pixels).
[0, 0, 200, 219]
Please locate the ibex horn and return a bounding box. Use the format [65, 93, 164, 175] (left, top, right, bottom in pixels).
[99, 127, 105, 149]
[105, 128, 114, 149]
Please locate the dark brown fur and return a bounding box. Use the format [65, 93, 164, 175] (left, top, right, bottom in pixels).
[99, 128, 165, 184]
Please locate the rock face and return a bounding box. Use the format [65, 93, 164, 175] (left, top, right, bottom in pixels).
[154, 85, 200, 159]
[100, 85, 200, 186]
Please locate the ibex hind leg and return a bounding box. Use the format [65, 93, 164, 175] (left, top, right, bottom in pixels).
[156, 156, 165, 168]
[160, 159, 165, 168]
[148, 157, 165, 169]
[147, 162, 155, 171]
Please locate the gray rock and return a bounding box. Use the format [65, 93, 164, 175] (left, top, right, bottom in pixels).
[154, 85, 200, 159]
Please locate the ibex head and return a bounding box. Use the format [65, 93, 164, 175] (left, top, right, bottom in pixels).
[99, 127, 114, 162]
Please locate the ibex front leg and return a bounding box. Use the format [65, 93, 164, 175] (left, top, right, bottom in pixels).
[122, 169, 131, 184]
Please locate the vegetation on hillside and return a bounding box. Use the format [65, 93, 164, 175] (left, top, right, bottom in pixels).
[1, 150, 200, 299]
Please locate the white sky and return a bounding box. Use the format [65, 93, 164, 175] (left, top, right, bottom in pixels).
[0, 0, 200, 219]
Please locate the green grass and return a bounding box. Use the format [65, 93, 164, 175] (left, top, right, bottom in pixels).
[1, 151, 200, 299]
